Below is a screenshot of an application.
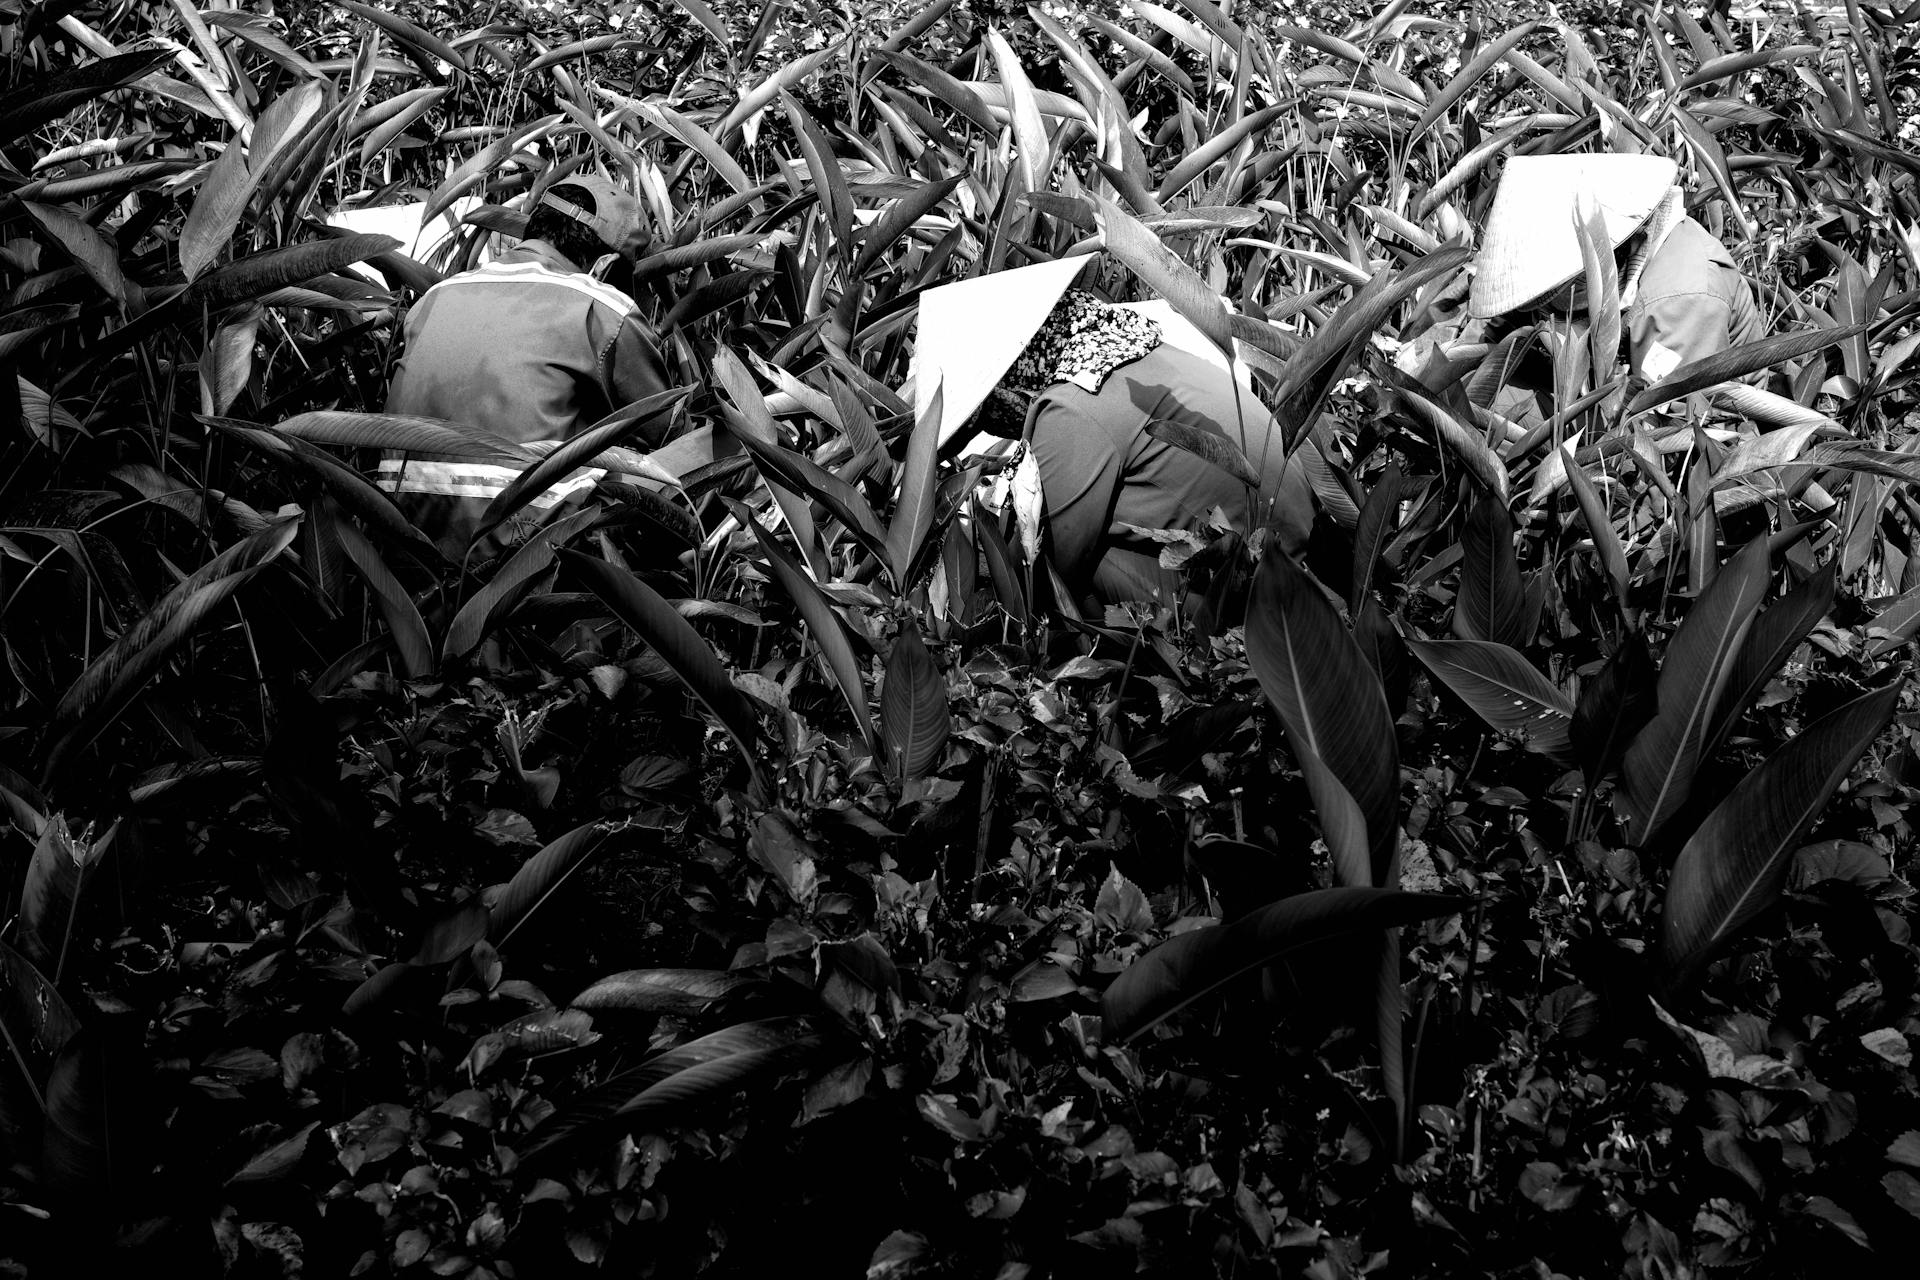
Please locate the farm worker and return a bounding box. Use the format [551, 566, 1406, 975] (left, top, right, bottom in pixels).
[1465, 153, 1764, 427]
[915, 255, 1316, 604]
[378, 175, 669, 557]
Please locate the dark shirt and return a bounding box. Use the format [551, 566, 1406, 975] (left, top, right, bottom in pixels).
[1025, 342, 1314, 601]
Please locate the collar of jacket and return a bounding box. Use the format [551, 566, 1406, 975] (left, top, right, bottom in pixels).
[499, 238, 583, 274]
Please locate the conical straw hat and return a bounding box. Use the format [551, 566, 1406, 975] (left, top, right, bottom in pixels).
[914, 254, 1097, 448]
[1468, 154, 1679, 319]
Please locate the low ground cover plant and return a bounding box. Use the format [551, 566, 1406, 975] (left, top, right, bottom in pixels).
[3, 1, 1920, 1276]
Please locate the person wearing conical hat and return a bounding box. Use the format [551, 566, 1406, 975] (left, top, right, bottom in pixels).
[1467, 153, 1763, 425]
[378, 174, 669, 558]
[915, 255, 1316, 604]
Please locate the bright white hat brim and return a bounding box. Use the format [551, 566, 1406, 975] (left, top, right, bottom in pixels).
[914, 254, 1097, 450]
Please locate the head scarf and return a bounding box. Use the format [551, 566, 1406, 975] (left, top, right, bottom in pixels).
[973, 290, 1161, 435]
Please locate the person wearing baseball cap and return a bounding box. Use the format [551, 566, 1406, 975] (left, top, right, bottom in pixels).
[1460, 153, 1762, 427]
[378, 173, 668, 558]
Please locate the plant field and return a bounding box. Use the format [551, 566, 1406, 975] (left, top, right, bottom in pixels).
[4, 1, 1920, 1276]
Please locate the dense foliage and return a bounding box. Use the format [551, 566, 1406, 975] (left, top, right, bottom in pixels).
[4, 1, 1920, 1276]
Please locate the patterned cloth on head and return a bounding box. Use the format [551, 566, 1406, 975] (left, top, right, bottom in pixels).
[974, 290, 1161, 435]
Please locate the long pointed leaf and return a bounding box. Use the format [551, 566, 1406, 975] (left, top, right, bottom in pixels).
[488, 822, 609, 948]
[1246, 543, 1400, 881]
[729, 500, 880, 755]
[1661, 682, 1901, 986]
[1406, 638, 1573, 758]
[1622, 535, 1772, 846]
[335, 519, 433, 677]
[561, 550, 764, 782]
[880, 623, 949, 780]
[1703, 561, 1837, 762]
[1101, 888, 1461, 1042]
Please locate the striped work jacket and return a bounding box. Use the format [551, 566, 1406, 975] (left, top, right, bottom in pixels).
[380, 239, 668, 556]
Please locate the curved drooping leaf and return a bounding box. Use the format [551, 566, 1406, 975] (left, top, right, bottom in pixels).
[570, 969, 751, 1016]
[45, 518, 302, 780]
[274, 410, 530, 461]
[1350, 460, 1405, 610]
[473, 387, 688, 546]
[185, 233, 402, 310]
[853, 174, 965, 278]
[0, 938, 79, 1130]
[728, 498, 879, 755]
[17, 815, 108, 985]
[1395, 385, 1509, 503]
[1264, 247, 1475, 451]
[520, 1017, 823, 1162]
[1095, 193, 1233, 359]
[487, 822, 610, 948]
[22, 201, 133, 305]
[560, 550, 764, 782]
[888, 384, 943, 587]
[1628, 319, 1875, 414]
[1661, 682, 1902, 987]
[410, 899, 489, 966]
[1145, 420, 1260, 488]
[442, 506, 603, 661]
[333, 0, 471, 73]
[1101, 888, 1463, 1042]
[1559, 444, 1630, 609]
[334, 519, 433, 678]
[1621, 535, 1772, 846]
[1703, 561, 1837, 760]
[41, 1029, 113, 1195]
[1405, 638, 1573, 759]
[0, 49, 171, 149]
[1245, 543, 1399, 883]
[1451, 493, 1528, 648]
[880, 623, 950, 780]
[1570, 632, 1659, 788]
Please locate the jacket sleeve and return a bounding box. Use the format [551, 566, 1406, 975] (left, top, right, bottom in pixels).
[1028, 396, 1125, 588]
[599, 312, 673, 442]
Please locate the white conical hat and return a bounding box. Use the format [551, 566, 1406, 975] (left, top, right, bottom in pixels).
[1468, 154, 1680, 318]
[913, 254, 1097, 448]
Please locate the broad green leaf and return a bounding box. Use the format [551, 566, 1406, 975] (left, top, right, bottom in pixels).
[881, 623, 949, 780]
[334, 519, 433, 678]
[1405, 639, 1573, 759]
[521, 1018, 822, 1161]
[1155, 103, 1292, 202]
[0, 938, 80, 1130]
[1246, 542, 1400, 882]
[560, 550, 764, 783]
[22, 202, 133, 304]
[1560, 445, 1629, 609]
[1408, 23, 1538, 144]
[1451, 493, 1528, 647]
[45, 518, 301, 781]
[728, 498, 880, 756]
[16, 814, 108, 985]
[570, 969, 750, 1016]
[1093, 192, 1234, 360]
[332, 0, 469, 73]
[1101, 887, 1462, 1042]
[1145, 420, 1260, 488]
[0, 49, 171, 148]
[887, 383, 942, 588]
[1629, 320, 1876, 415]
[1621, 535, 1772, 846]
[1570, 632, 1658, 789]
[488, 822, 609, 948]
[185, 233, 402, 310]
[1704, 561, 1837, 759]
[1350, 460, 1405, 611]
[274, 410, 529, 461]
[1661, 682, 1901, 987]
[473, 387, 687, 547]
